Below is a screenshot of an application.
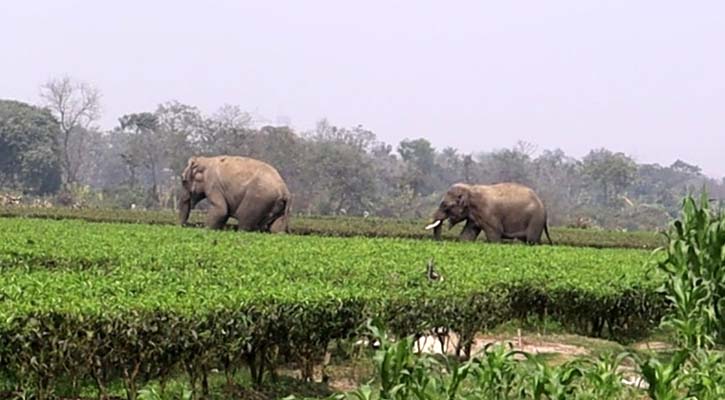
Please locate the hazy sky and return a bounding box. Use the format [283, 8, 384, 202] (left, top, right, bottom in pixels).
[2, 1, 724, 177]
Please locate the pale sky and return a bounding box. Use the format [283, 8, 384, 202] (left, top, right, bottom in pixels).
[2, 1, 724, 177]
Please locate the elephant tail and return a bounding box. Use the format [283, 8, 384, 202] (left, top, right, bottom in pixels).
[544, 222, 553, 245]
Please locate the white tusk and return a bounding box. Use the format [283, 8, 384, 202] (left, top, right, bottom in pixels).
[425, 220, 442, 230]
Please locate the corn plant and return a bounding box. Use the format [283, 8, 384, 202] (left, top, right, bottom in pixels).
[520, 357, 584, 400]
[576, 352, 632, 400]
[681, 349, 725, 400]
[466, 343, 523, 399]
[630, 349, 688, 400]
[368, 327, 435, 399]
[656, 191, 725, 349]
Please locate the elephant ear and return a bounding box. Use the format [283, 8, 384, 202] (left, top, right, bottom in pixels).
[456, 186, 470, 208]
[181, 157, 198, 184]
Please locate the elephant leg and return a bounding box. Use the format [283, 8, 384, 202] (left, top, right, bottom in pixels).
[481, 225, 503, 243]
[459, 220, 481, 241]
[525, 218, 546, 245]
[503, 231, 529, 244]
[234, 197, 271, 232]
[259, 198, 287, 233]
[525, 227, 544, 245]
[269, 215, 288, 234]
[206, 205, 229, 229]
[205, 195, 229, 229]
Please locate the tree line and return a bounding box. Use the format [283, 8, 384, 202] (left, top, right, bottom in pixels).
[1, 76, 723, 230]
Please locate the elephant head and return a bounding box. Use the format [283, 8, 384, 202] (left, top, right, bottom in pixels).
[178, 157, 206, 225]
[426, 183, 471, 240]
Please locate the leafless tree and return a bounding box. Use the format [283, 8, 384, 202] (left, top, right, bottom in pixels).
[514, 140, 539, 158]
[40, 76, 101, 187]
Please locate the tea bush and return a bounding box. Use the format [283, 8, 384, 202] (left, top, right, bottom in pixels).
[0, 217, 665, 398]
[0, 206, 665, 249]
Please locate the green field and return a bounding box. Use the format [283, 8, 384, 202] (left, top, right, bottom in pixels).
[0, 206, 666, 249]
[0, 216, 666, 396]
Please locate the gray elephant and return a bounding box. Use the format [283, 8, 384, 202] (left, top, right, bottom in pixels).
[179, 155, 291, 233]
[425, 182, 552, 244]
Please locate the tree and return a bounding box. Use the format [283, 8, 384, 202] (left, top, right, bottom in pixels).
[398, 138, 435, 173]
[581, 148, 636, 206]
[154, 101, 203, 171]
[670, 159, 702, 176]
[116, 113, 166, 206]
[397, 138, 437, 195]
[39, 76, 101, 187]
[311, 119, 377, 151]
[631, 161, 711, 216]
[202, 105, 254, 156]
[531, 149, 583, 224]
[83, 129, 128, 190]
[302, 121, 379, 214]
[0, 100, 62, 194]
[477, 147, 532, 185]
[256, 125, 306, 194]
[463, 154, 473, 183]
[437, 147, 463, 184]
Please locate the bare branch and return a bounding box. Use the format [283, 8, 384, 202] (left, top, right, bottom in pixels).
[514, 140, 538, 157]
[40, 75, 101, 133]
[39, 76, 102, 186]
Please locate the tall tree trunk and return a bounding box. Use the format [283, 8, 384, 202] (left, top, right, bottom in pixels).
[62, 127, 73, 187]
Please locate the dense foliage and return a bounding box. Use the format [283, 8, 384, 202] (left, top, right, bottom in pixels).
[0, 206, 666, 249]
[0, 100, 62, 194]
[0, 217, 663, 398]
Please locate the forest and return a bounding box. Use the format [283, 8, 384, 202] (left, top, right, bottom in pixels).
[1, 76, 724, 231]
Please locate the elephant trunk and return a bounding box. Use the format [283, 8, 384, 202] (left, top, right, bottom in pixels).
[179, 188, 192, 226]
[427, 209, 447, 241]
[433, 223, 443, 241]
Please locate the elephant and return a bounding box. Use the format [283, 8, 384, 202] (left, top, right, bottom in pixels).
[425, 182, 552, 244]
[179, 155, 291, 233]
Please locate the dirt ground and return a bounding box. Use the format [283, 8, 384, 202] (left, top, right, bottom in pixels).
[294, 330, 674, 393]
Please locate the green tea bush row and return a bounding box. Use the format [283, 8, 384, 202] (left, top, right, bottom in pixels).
[0, 218, 665, 398]
[0, 206, 666, 249]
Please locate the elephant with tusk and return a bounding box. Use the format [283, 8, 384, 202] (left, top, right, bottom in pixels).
[426, 182, 552, 244]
